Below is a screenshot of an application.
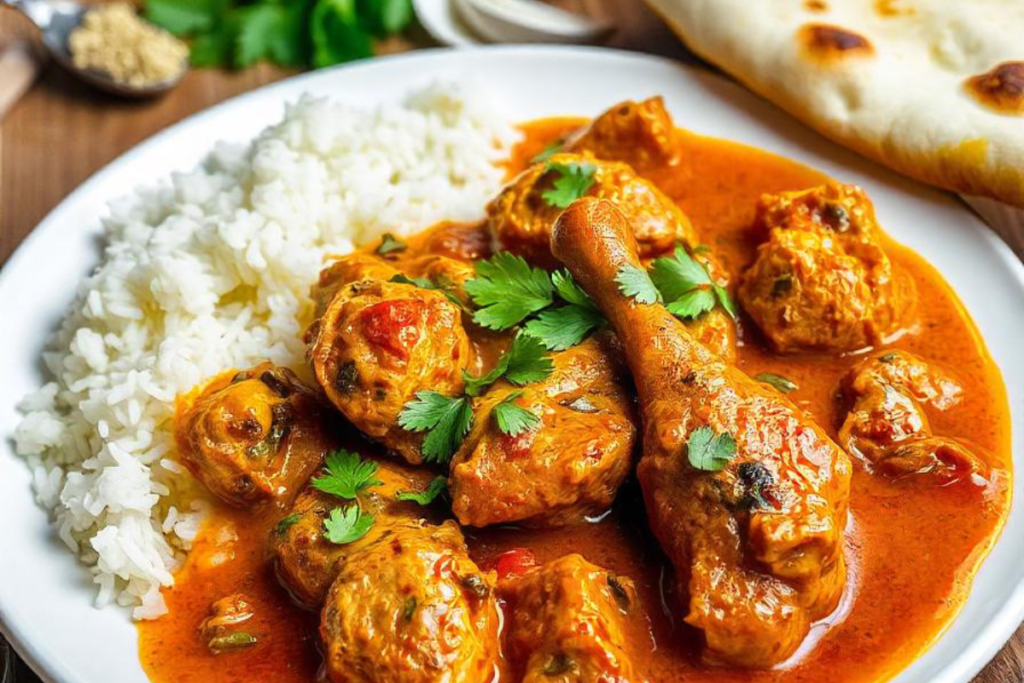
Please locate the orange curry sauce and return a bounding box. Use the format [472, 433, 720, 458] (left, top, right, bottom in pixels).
[139, 119, 1012, 683]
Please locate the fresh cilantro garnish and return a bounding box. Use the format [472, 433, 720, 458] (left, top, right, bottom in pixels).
[493, 391, 541, 437]
[274, 513, 302, 535]
[531, 141, 564, 164]
[312, 450, 382, 500]
[398, 392, 474, 464]
[541, 161, 597, 209]
[390, 273, 465, 309]
[525, 305, 605, 351]
[551, 270, 594, 308]
[755, 373, 798, 394]
[615, 265, 661, 305]
[323, 505, 374, 545]
[687, 426, 737, 472]
[693, 244, 712, 255]
[465, 253, 554, 330]
[464, 334, 554, 396]
[666, 289, 716, 319]
[396, 476, 448, 505]
[377, 233, 408, 255]
[644, 245, 737, 320]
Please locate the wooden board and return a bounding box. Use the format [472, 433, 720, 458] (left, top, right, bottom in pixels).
[0, 2, 1020, 682]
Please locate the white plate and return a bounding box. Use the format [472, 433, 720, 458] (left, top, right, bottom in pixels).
[0, 46, 1021, 683]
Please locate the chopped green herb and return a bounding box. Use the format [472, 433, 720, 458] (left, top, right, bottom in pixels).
[323, 505, 374, 545]
[312, 449, 382, 500]
[686, 426, 737, 472]
[693, 244, 712, 255]
[464, 334, 554, 396]
[878, 352, 898, 363]
[615, 264, 661, 305]
[524, 305, 605, 350]
[396, 476, 448, 505]
[493, 391, 541, 437]
[402, 596, 418, 621]
[541, 161, 597, 209]
[665, 288, 716, 320]
[274, 513, 302, 535]
[607, 574, 631, 611]
[398, 392, 474, 464]
[755, 373, 798, 394]
[531, 141, 563, 164]
[208, 631, 258, 653]
[465, 252, 554, 330]
[376, 232, 408, 255]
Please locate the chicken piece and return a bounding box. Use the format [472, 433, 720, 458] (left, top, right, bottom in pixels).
[738, 183, 914, 353]
[838, 350, 986, 484]
[200, 594, 258, 654]
[552, 198, 851, 668]
[500, 554, 641, 683]
[321, 521, 500, 683]
[449, 335, 637, 528]
[488, 152, 696, 269]
[564, 96, 681, 173]
[272, 457, 438, 608]
[306, 267, 472, 464]
[174, 363, 331, 508]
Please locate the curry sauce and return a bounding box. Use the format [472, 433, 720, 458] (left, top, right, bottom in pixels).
[139, 119, 1012, 683]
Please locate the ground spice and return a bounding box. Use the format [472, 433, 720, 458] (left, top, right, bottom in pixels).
[68, 3, 188, 87]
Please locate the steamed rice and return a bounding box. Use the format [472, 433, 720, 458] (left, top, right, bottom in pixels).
[13, 84, 518, 619]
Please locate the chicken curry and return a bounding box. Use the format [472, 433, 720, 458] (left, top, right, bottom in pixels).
[139, 98, 1012, 683]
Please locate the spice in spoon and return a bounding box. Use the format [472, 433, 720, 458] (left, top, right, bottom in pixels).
[68, 3, 188, 88]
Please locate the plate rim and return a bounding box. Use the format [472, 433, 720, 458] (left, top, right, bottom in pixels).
[0, 44, 1021, 683]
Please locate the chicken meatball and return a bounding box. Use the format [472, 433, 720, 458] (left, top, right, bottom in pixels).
[739, 183, 914, 353]
[500, 554, 641, 683]
[174, 362, 330, 508]
[565, 96, 681, 173]
[839, 350, 985, 484]
[306, 277, 472, 464]
[271, 457, 438, 608]
[487, 152, 696, 269]
[449, 335, 637, 528]
[320, 521, 500, 683]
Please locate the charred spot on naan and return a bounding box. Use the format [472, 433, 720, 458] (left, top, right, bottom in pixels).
[798, 24, 875, 63]
[804, 0, 828, 12]
[874, 0, 915, 17]
[965, 62, 1024, 116]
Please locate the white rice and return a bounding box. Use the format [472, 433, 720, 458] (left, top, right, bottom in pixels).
[13, 83, 518, 619]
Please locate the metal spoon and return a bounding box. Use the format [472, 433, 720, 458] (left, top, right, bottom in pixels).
[1, 0, 187, 98]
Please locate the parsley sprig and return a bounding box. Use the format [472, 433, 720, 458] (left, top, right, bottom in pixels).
[523, 270, 605, 351]
[464, 253, 554, 331]
[687, 426, 737, 472]
[617, 245, 737, 320]
[541, 161, 597, 208]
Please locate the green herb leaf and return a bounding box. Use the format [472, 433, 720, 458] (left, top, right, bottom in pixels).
[541, 161, 597, 209]
[714, 285, 738, 319]
[235, 2, 308, 68]
[208, 631, 258, 652]
[465, 253, 554, 330]
[531, 141, 563, 164]
[398, 392, 473, 463]
[362, 0, 413, 35]
[463, 334, 553, 396]
[693, 244, 712, 255]
[396, 476, 447, 505]
[615, 264, 661, 305]
[649, 245, 712, 302]
[686, 426, 737, 472]
[665, 288, 716, 320]
[493, 392, 541, 437]
[323, 505, 374, 545]
[524, 305, 604, 350]
[144, 0, 219, 36]
[551, 270, 596, 309]
[755, 373, 798, 394]
[312, 450, 382, 500]
[186, 16, 238, 67]
[310, 0, 373, 68]
[274, 513, 302, 535]
[377, 232, 408, 255]
[390, 273, 434, 289]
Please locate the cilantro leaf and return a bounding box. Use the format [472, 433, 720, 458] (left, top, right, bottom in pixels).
[541, 161, 597, 209]
[361, 0, 413, 36]
[323, 505, 374, 545]
[396, 476, 448, 505]
[235, 2, 308, 68]
[377, 233, 408, 255]
[493, 392, 541, 437]
[714, 285, 738, 319]
[665, 288, 716, 320]
[524, 305, 604, 350]
[531, 141, 563, 164]
[687, 426, 737, 472]
[551, 270, 596, 309]
[312, 450, 382, 500]
[649, 246, 712, 302]
[755, 373, 798, 394]
[465, 253, 554, 330]
[144, 0, 219, 36]
[398, 392, 473, 464]
[616, 265, 661, 305]
[390, 273, 434, 289]
[463, 334, 553, 396]
[310, 0, 373, 68]
[274, 512, 302, 535]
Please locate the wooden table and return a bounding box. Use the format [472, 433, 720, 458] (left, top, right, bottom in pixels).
[0, 1, 1021, 682]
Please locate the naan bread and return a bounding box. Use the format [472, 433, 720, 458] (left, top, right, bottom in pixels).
[645, 0, 1024, 207]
